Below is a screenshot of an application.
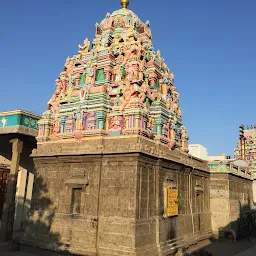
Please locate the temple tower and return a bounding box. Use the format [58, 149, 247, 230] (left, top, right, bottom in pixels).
[16, 1, 212, 255]
[36, 0, 188, 150]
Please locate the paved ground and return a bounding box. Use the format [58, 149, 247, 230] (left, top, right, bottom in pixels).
[0, 242, 35, 256]
[0, 242, 61, 256]
[185, 236, 256, 256]
[1, 238, 256, 256]
[234, 244, 256, 256]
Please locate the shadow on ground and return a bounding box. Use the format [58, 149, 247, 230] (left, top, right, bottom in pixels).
[184, 204, 256, 256]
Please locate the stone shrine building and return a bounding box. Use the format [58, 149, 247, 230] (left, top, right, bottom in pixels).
[12, 1, 253, 256]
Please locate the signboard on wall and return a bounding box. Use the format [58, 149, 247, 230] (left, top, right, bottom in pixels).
[166, 186, 178, 217]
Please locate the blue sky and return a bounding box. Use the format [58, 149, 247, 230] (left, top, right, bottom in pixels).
[0, 0, 255, 156]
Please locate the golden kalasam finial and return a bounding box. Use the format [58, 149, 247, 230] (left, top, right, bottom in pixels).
[120, 0, 129, 8]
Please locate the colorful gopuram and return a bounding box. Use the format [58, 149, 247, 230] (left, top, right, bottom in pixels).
[37, 0, 188, 151]
[13, 2, 255, 256]
[14, 1, 230, 255]
[234, 125, 256, 170]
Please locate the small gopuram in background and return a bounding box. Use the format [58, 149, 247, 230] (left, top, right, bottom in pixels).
[234, 124, 256, 208]
[208, 158, 254, 237]
[208, 124, 255, 239]
[0, 110, 40, 240]
[13, 1, 252, 255]
[234, 125, 256, 169]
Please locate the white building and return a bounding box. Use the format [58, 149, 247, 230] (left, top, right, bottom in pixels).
[208, 155, 226, 161]
[189, 144, 208, 161]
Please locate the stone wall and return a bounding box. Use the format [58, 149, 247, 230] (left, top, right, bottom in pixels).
[210, 173, 254, 237]
[17, 136, 212, 256]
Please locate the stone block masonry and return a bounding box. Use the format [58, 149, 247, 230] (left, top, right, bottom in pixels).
[16, 136, 212, 256]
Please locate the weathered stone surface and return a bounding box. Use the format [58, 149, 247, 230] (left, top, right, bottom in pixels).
[17, 136, 213, 255]
[210, 173, 253, 236]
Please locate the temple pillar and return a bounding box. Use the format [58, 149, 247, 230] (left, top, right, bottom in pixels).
[0, 138, 23, 241]
[106, 114, 110, 132]
[125, 116, 129, 129]
[135, 115, 140, 129]
[155, 119, 163, 136]
[45, 124, 50, 137]
[96, 113, 106, 130]
[38, 126, 42, 137]
[60, 117, 66, 133]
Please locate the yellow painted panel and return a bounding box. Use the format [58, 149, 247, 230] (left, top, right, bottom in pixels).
[166, 186, 178, 217]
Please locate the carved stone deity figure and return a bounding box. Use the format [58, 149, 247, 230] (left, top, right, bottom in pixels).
[114, 95, 122, 106]
[139, 89, 147, 105]
[48, 79, 64, 113]
[109, 116, 124, 131]
[66, 115, 75, 132]
[162, 120, 169, 137]
[112, 34, 121, 53]
[156, 50, 161, 60]
[114, 65, 122, 82]
[163, 74, 170, 86]
[75, 107, 82, 130]
[52, 120, 61, 137]
[78, 38, 90, 56]
[171, 86, 179, 99]
[169, 73, 175, 81]
[60, 72, 69, 91]
[166, 97, 171, 110]
[93, 36, 101, 51]
[139, 59, 145, 80]
[121, 81, 136, 110]
[86, 112, 97, 130]
[161, 80, 168, 95]
[116, 54, 125, 65]
[146, 116, 154, 133]
[130, 43, 141, 60]
[100, 12, 112, 29]
[85, 64, 95, 85]
[126, 62, 134, 81]
[126, 62, 139, 81]
[55, 78, 63, 93]
[145, 20, 152, 39]
[127, 26, 136, 41]
[182, 126, 187, 138]
[171, 98, 178, 112]
[69, 73, 76, 85]
[64, 57, 74, 76]
[120, 17, 125, 28]
[145, 98, 150, 109]
[67, 74, 76, 98]
[101, 34, 109, 47]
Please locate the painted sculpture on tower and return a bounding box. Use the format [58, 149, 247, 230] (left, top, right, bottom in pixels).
[234, 125, 256, 169]
[37, 0, 189, 151]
